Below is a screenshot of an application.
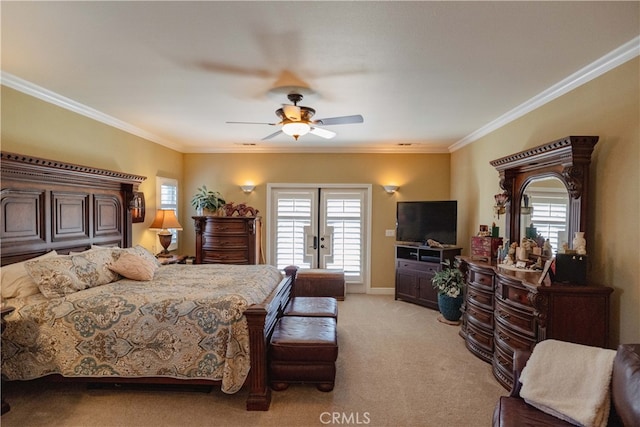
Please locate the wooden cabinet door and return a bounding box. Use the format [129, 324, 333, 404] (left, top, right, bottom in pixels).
[395, 268, 418, 300]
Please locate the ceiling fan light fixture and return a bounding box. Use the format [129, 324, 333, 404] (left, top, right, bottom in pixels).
[282, 122, 310, 139]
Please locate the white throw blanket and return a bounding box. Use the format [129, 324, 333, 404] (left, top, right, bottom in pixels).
[519, 340, 617, 427]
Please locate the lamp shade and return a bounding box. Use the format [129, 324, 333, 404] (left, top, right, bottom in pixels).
[149, 209, 183, 231]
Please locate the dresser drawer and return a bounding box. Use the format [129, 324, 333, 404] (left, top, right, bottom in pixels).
[204, 235, 249, 249]
[469, 270, 493, 289]
[495, 280, 532, 310]
[466, 300, 493, 329]
[495, 299, 536, 337]
[467, 285, 493, 310]
[466, 321, 494, 352]
[208, 219, 250, 234]
[493, 341, 514, 385]
[203, 250, 249, 264]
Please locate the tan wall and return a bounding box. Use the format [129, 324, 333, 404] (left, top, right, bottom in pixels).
[182, 153, 451, 289]
[3, 57, 637, 344]
[1, 86, 184, 251]
[451, 57, 640, 345]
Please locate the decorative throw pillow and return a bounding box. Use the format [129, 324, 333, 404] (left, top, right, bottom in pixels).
[0, 251, 59, 299]
[108, 253, 156, 281]
[112, 246, 161, 271]
[25, 249, 120, 298]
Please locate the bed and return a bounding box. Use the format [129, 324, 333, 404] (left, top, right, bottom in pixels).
[0, 152, 296, 411]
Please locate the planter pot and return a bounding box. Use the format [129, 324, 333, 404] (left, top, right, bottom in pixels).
[437, 294, 463, 322]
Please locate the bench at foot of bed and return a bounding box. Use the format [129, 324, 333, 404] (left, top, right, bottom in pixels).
[269, 316, 338, 392]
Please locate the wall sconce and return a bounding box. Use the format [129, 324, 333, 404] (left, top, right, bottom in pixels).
[494, 191, 509, 218]
[241, 185, 255, 194]
[129, 191, 145, 223]
[383, 185, 398, 194]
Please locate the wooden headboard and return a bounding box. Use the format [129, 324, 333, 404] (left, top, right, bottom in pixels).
[1, 152, 146, 266]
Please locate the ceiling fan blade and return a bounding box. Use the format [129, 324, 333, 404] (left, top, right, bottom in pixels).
[226, 121, 277, 126]
[262, 130, 283, 140]
[313, 115, 364, 126]
[310, 126, 337, 139]
[282, 105, 302, 121]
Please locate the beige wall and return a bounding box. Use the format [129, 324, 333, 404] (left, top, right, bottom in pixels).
[182, 152, 451, 289]
[1, 86, 184, 251]
[451, 57, 640, 345]
[2, 57, 637, 344]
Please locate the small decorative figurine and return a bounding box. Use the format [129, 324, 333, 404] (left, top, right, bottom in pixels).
[573, 232, 587, 255]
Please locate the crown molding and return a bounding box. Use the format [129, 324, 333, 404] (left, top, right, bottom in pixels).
[449, 36, 640, 152]
[3, 35, 638, 155]
[0, 72, 183, 152]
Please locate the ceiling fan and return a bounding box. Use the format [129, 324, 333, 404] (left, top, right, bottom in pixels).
[227, 93, 364, 141]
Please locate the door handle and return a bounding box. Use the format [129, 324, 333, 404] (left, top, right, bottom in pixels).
[313, 236, 318, 250]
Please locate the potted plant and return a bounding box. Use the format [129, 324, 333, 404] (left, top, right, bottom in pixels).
[431, 259, 465, 322]
[191, 185, 226, 215]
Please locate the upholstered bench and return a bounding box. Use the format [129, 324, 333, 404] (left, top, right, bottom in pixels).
[283, 296, 338, 321]
[269, 316, 338, 392]
[294, 269, 345, 300]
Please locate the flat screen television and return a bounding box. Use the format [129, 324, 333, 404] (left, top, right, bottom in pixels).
[396, 201, 457, 245]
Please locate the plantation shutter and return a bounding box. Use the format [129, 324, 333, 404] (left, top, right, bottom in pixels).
[156, 177, 179, 250]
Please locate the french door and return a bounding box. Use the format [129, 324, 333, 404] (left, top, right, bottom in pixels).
[267, 185, 371, 293]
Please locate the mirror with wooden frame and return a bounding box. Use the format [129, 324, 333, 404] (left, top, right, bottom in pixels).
[490, 136, 598, 252]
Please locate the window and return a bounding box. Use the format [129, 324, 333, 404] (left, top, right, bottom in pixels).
[156, 176, 179, 251]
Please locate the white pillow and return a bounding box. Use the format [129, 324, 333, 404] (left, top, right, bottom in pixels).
[1, 251, 59, 299]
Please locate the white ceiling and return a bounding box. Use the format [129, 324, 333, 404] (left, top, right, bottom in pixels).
[2, 1, 638, 154]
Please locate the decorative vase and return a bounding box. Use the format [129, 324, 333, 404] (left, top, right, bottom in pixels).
[437, 294, 463, 322]
[573, 232, 587, 255]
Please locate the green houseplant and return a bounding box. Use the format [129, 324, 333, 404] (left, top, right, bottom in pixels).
[431, 259, 465, 322]
[191, 185, 226, 215]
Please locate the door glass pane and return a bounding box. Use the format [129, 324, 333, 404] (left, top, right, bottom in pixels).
[324, 195, 362, 280]
[273, 191, 315, 270]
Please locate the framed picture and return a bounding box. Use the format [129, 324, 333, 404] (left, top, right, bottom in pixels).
[538, 259, 553, 286]
[515, 260, 527, 269]
[130, 192, 145, 223]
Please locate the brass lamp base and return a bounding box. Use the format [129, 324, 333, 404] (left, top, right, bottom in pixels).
[157, 232, 173, 257]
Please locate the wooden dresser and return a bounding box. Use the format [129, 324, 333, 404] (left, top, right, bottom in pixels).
[193, 216, 261, 265]
[458, 256, 613, 390]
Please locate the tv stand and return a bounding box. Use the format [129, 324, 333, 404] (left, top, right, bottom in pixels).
[395, 244, 462, 309]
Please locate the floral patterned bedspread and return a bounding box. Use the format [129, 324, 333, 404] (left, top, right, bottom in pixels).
[1, 263, 283, 393]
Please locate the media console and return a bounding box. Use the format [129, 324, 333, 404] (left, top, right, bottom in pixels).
[394, 244, 462, 309]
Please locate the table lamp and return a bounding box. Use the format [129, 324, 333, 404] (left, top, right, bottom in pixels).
[149, 209, 183, 257]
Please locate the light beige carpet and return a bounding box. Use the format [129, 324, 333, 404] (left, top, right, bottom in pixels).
[1, 294, 506, 427]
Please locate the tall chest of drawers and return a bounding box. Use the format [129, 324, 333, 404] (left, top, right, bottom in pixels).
[193, 216, 261, 265]
[458, 257, 613, 390]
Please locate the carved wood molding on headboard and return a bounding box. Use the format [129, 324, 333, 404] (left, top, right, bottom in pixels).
[1, 152, 146, 190]
[1, 152, 147, 264]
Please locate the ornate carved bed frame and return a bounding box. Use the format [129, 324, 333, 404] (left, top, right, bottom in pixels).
[0, 152, 295, 410]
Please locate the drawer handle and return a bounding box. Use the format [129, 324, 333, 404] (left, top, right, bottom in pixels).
[498, 333, 510, 341]
[498, 359, 508, 366]
[468, 330, 476, 337]
[478, 277, 485, 283]
[498, 311, 510, 319]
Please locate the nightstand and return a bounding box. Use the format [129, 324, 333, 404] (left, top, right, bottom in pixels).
[2, 306, 15, 415]
[157, 254, 187, 265]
